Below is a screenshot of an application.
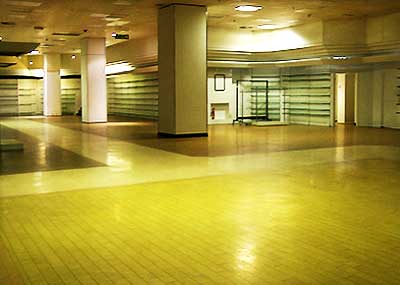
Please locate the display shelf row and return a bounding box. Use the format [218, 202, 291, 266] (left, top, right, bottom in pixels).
[283, 112, 330, 116]
[108, 102, 158, 107]
[109, 85, 158, 90]
[108, 78, 158, 84]
[109, 96, 158, 101]
[109, 92, 158, 96]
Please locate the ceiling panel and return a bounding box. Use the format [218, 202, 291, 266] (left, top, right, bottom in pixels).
[0, 0, 399, 53]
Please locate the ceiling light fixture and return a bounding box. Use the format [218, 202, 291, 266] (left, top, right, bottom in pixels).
[4, 1, 42, 7]
[111, 32, 117, 38]
[332, 56, 348, 60]
[0, 36, 2, 41]
[113, 0, 132, 5]
[257, 19, 272, 22]
[235, 5, 263, 12]
[71, 54, 76, 59]
[257, 24, 276, 30]
[29, 50, 40, 55]
[29, 60, 33, 65]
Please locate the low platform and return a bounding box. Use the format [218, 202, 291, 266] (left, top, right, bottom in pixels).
[0, 139, 24, 151]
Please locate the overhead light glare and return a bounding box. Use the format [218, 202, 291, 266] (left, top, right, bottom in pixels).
[235, 5, 263, 12]
[332, 56, 348, 60]
[257, 24, 276, 30]
[106, 61, 135, 75]
[29, 50, 40, 55]
[0, 36, 2, 41]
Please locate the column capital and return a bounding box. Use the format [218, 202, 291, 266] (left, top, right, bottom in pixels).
[81, 38, 106, 56]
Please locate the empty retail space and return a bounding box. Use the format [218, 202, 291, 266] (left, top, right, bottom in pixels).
[1, 1, 400, 284]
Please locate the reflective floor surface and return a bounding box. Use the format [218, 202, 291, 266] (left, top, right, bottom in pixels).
[0, 116, 399, 284]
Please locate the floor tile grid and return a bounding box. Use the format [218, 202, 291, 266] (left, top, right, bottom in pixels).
[61, 192, 243, 284]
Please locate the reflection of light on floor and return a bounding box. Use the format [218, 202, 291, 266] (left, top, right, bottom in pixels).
[33, 172, 43, 188]
[107, 152, 132, 172]
[236, 242, 256, 271]
[38, 142, 47, 166]
[105, 122, 152, 127]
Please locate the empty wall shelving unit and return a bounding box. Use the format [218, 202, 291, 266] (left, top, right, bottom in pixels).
[281, 72, 333, 126]
[61, 78, 80, 115]
[0, 80, 18, 116]
[107, 73, 159, 120]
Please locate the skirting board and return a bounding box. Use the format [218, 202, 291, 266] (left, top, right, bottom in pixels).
[158, 132, 208, 138]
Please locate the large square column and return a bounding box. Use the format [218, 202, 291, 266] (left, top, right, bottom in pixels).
[80, 38, 107, 123]
[43, 54, 61, 116]
[158, 4, 207, 136]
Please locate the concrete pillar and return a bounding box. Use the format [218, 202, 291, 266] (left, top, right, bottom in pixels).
[43, 54, 61, 116]
[158, 4, 207, 136]
[80, 38, 107, 123]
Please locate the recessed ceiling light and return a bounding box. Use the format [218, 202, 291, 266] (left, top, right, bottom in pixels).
[29, 60, 33, 65]
[71, 54, 76, 59]
[105, 17, 121, 22]
[113, 0, 132, 5]
[257, 19, 272, 22]
[5, 1, 42, 7]
[90, 13, 109, 18]
[235, 5, 263, 12]
[257, 24, 276, 30]
[9, 14, 27, 19]
[106, 21, 130, 27]
[52, 32, 81, 37]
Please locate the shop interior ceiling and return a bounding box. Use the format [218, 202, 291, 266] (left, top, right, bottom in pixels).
[0, 0, 399, 54]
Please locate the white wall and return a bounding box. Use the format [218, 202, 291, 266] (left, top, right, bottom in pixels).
[367, 12, 400, 45]
[357, 68, 400, 129]
[207, 69, 236, 124]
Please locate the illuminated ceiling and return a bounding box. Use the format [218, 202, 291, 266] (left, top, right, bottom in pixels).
[0, 0, 399, 53]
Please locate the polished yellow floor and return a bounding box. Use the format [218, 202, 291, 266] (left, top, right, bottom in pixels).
[1, 118, 400, 284]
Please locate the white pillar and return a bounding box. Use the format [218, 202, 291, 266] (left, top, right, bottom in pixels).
[43, 54, 61, 116]
[80, 38, 107, 123]
[158, 4, 207, 136]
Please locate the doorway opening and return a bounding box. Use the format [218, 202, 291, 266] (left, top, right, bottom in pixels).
[335, 73, 356, 125]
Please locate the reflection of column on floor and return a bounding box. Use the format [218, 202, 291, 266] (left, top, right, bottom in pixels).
[0, 124, 24, 151]
[80, 38, 107, 123]
[44, 53, 61, 116]
[158, 4, 207, 136]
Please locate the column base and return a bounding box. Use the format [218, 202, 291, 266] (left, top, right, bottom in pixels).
[158, 132, 208, 138]
[82, 120, 108, 124]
